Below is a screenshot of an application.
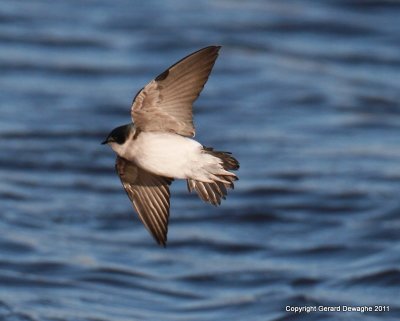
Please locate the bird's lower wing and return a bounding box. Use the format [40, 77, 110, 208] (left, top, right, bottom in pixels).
[115, 156, 173, 246]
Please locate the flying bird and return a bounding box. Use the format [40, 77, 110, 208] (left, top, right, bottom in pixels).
[102, 46, 239, 246]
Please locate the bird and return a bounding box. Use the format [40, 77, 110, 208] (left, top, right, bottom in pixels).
[102, 46, 239, 246]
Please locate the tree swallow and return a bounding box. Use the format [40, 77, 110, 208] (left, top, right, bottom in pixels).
[102, 46, 239, 246]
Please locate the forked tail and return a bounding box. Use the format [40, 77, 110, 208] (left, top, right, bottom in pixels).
[187, 147, 239, 206]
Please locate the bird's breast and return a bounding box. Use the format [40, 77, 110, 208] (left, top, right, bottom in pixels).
[121, 132, 202, 179]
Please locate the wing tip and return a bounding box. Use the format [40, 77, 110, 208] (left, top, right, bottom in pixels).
[154, 223, 168, 248]
[207, 45, 222, 55]
[156, 236, 167, 248]
[207, 44, 222, 50]
[194, 45, 222, 57]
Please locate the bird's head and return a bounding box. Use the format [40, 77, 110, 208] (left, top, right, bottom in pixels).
[102, 123, 133, 147]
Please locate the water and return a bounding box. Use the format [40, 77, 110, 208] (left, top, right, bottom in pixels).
[1, 0, 400, 320]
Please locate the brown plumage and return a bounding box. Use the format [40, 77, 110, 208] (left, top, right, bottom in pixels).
[131, 46, 220, 137]
[116, 157, 173, 246]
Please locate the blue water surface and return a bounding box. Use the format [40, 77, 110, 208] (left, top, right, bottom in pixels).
[1, 1, 400, 320]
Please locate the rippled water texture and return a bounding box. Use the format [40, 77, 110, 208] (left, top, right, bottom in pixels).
[1, 0, 400, 320]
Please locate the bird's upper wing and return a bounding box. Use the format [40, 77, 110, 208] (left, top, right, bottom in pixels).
[131, 46, 221, 137]
[115, 156, 173, 246]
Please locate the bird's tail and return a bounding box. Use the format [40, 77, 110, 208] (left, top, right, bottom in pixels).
[187, 147, 239, 206]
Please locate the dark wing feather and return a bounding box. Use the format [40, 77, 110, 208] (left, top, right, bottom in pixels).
[131, 46, 221, 137]
[115, 156, 173, 246]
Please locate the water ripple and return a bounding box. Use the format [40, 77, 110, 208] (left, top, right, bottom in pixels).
[0, 0, 399, 320]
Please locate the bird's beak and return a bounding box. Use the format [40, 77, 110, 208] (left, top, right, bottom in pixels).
[101, 140, 108, 145]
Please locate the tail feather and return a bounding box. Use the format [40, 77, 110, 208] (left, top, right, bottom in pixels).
[187, 147, 239, 206]
[187, 179, 228, 206]
[203, 147, 240, 171]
